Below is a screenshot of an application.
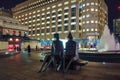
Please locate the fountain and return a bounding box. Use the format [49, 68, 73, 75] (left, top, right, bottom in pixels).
[79, 25, 120, 63]
[97, 25, 120, 52]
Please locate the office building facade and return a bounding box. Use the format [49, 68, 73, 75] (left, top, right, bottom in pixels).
[113, 18, 120, 36]
[12, 0, 108, 41]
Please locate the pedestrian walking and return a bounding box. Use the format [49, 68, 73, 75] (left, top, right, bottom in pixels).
[27, 45, 31, 56]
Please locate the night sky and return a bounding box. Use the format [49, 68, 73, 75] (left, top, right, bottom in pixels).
[0, 0, 120, 32]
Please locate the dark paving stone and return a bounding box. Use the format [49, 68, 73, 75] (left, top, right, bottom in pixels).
[0, 52, 120, 80]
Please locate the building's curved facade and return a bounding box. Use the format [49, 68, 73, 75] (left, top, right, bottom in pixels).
[12, 0, 108, 41]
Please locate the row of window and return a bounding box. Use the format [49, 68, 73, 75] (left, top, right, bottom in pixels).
[81, 20, 98, 24]
[28, 25, 76, 34]
[82, 28, 98, 32]
[14, 0, 77, 13]
[17, 7, 76, 19]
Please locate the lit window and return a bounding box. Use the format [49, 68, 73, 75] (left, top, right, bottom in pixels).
[47, 7, 50, 10]
[42, 8, 45, 11]
[42, 13, 45, 15]
[37, 19, 40, 21]
[95, 9, 98, 11]
[83, 4, 85, 7]
[37, 23, 40, 25]
[86, 29, 89, 31]
[91, 8, 94, 11]
[95, 3, 98, 5]
[47, 12, 50, 14]
[64, 1, 69, 5]
[58, 3, 62, 7]
[58, 8, 62, 11]
[91, 20, 94, 23]
[52, 5, 56, 8]
[83, 21, 85, 24]
[29, 16, 31, 19]
[86, 21, 90, 23]
[95, 21, 98, 23]
[33, 24, 35, 26]
[86, 9, 89, 11]
[86, 14, 90, 17]
[82, 15, 85, 18]
[71, 0, 76, 3]
[33, 20, 36, 22]
[95, 28, 98, 31]
[25, 13, 28, 16]
[83, 10, 85, 12]
[71, 5, 76, 8]
[37, 10, 40, 12]
[29, 12, 32, 15]
[33, 11, 36, 14]
[52, 10, 56, 13]
[37, 14, 40, 16]
[91, 2, 94, 5]
[86, 3, 90, 6]
[64, 7, 69, 10]
[25, 17, 28, 20]
[83, 29, 85, 32]
[91, 28, 94, 31]
[33, 15, 36, 18]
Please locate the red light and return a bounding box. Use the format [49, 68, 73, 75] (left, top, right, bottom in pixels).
[8, 45, 14, 51]
[117, 6, 120, 10]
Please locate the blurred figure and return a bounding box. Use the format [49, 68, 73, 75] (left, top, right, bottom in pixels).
[36, 45, 38, 51]
[27, 45, 31, 56]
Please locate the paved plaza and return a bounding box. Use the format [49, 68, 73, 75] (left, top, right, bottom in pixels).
[0, 51, 120, 80]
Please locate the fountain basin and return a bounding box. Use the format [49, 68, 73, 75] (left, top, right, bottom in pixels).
[79, 52, 120, 63]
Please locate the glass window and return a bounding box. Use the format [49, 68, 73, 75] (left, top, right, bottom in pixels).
[64, 26, 68, 31]
[64, 15, 68, 18]
[64, 9, 69, 13]
[46, 28, 50, 32]
[58, 27, 62, 31]
[58, 11, 62, 14]
[64, 20, 68, 23]
[41, 29, 44, 33]
[71, 7, 76, 16]
[37, 30, 40, 33]
[58, 16, 62, 19]
[58, 22, 62, 24]
[52, 28, 55, 32]
[71, 25, 76, 30]
[71, 19, 76, 22]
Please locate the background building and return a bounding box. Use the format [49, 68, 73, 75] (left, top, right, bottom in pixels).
[12, 0, 108, 47]
[113, 18, 120, 43]
[0, 8, 28, 51]
[0, 7, 13, 18]
[113, 18, 120, 36]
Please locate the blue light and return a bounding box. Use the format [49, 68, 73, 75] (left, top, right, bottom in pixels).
[79, 5, 83, 9]
[102, 62, 106, 64]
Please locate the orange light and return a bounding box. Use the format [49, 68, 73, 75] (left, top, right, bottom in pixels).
[15, 38, 19, 42]
[9, 38, 13, 41]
